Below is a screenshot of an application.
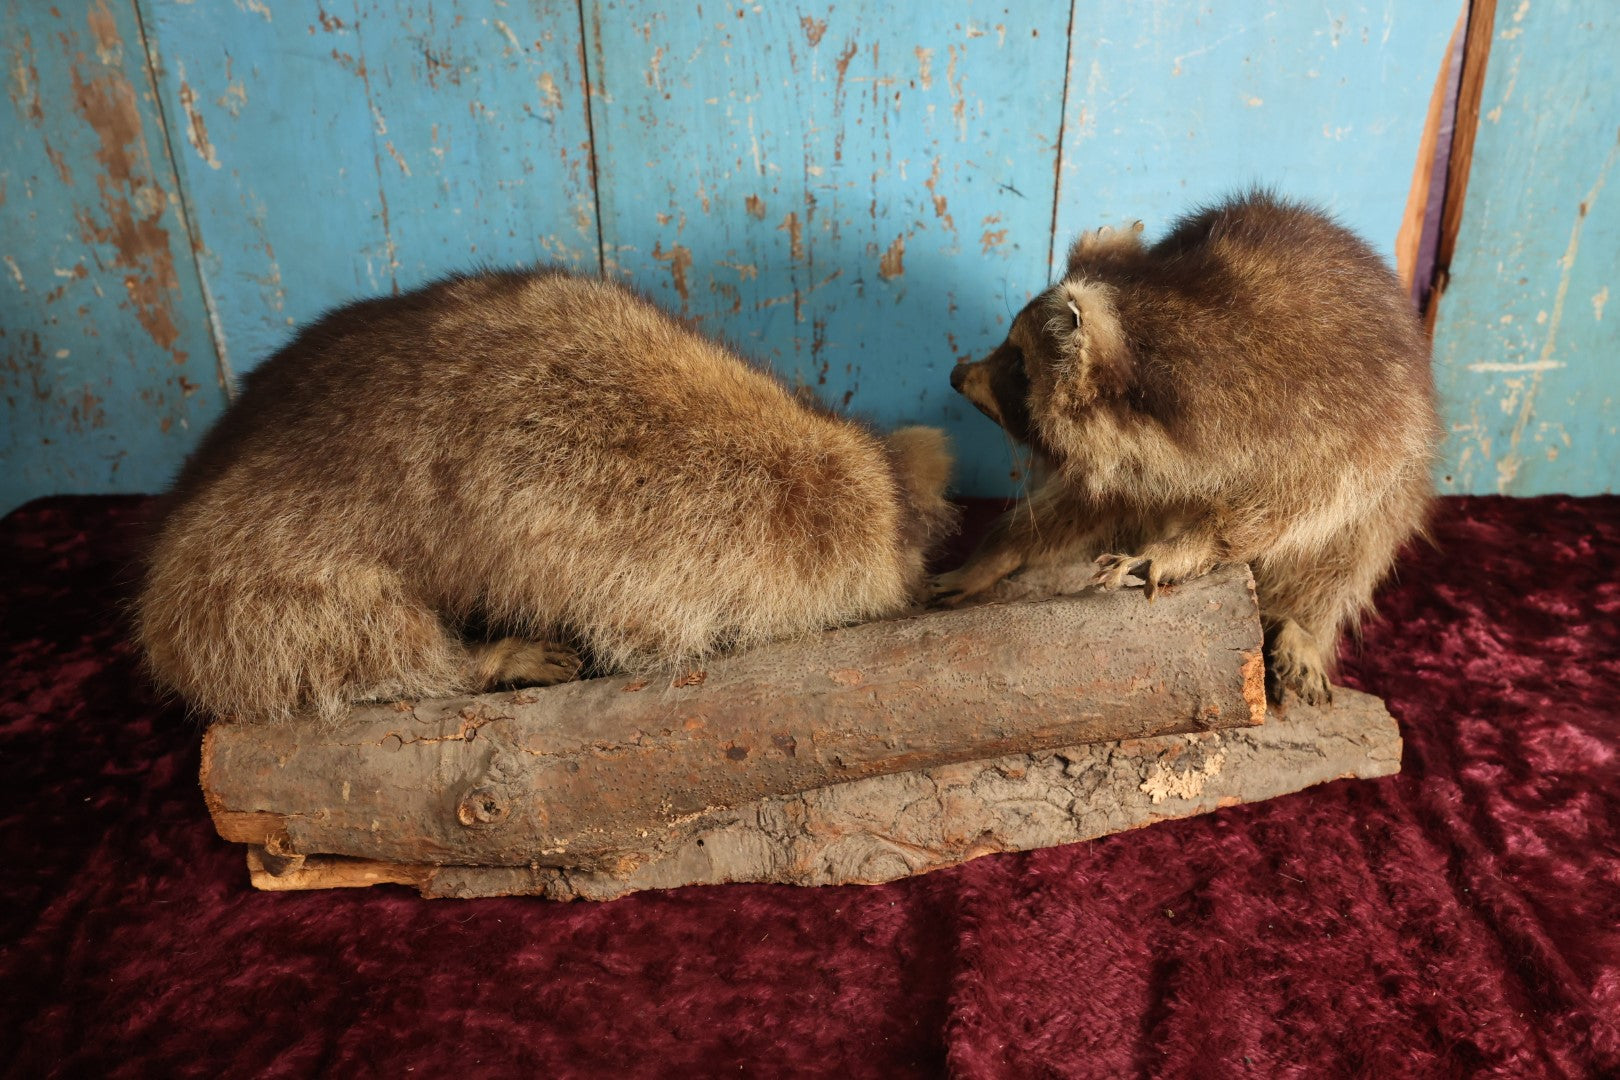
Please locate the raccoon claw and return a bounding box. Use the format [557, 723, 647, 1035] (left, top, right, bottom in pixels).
[1093, 553, 1162, 599]
[1266, 662, 1333, 707]
[1264, 623, 1334, 707]
[929, 562, 1014, 607]
[928, 569, 972, 607]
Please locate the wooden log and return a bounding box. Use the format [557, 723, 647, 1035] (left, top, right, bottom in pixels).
[242, 688, 1399, 900]
[203, 564, 1265, 872]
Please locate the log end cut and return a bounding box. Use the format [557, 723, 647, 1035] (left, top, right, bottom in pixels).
[239, 687, 1399, 901]
[202, 564, 1270, 871]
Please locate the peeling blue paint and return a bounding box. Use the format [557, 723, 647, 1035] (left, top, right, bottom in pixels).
[1, 0, 226, 511]
[3, 0, 1609, 514]
[1433, 0, 1619, 495]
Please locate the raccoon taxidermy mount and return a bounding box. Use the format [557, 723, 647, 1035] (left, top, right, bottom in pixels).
[136, 268, 957, 724]
[936, 191, 1439, 704]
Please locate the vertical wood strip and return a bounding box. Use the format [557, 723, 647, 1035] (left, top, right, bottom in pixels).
[128, 0, 233, 395]
[1044, 0, 1079, 281]
[1424, 0, 1499, 333]
[573, 0, 606, 276]
[1395, 12, 1465, 303]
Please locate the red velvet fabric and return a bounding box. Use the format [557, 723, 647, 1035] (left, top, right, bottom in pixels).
[2, 494, 1617, 1078]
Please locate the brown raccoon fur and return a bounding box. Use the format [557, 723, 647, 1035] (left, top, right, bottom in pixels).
[135, 268, 957, 724]
[937, 191, 1438, 704]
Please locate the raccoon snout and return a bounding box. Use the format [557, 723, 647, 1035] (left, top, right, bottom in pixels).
[951, 361, 1004, 426]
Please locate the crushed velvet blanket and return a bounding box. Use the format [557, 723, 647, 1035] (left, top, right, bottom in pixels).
[2, 494, 1616, 1077]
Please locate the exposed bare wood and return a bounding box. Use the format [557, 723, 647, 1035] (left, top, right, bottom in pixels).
[1396, 11, 1465, 297]
[243, 688, 1398, 900]
[1426, 0, 1499, 333]
[203, 564, 1265, 873]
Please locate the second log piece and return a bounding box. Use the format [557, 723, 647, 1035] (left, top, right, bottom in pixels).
[204, 564, 1266, 872]
[241, 687, 1397, 900]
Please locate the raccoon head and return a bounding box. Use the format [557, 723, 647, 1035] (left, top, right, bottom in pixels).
[949, 278, 1132, 457]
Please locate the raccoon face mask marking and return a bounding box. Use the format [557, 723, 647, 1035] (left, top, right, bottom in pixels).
[950, 337, 1032, 445]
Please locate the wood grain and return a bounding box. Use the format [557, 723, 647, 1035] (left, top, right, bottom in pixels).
[202, 564, 1265, 873]
[238, 690, 1398, 900]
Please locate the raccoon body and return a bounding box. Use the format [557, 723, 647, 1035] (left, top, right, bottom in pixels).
[136, 268, 955, 723]
[939, 192, 1438, 703]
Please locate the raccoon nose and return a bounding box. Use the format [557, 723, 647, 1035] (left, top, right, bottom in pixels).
[949, 363, 970, 393]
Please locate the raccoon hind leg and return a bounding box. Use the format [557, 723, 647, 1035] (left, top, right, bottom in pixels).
[1252, 523, 1402, 706]
[1261, 616, 1334, 706]
[932, 483, 1116, 606]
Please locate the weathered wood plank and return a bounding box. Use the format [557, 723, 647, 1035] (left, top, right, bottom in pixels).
[1, 0, 227, 511]
[136, 0, 599, 378]
[582, 2, 1072, 496]
[1053, 3, 1461, 267]
[1433, 0, 1618, 495]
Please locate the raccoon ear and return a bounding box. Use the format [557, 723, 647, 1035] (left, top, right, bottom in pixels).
[1065, 220, 1145, 276]
[1044, 280, 1132, 401]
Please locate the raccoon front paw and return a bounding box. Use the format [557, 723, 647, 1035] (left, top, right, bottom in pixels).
[930, 564, 1006, 607]
[1092, 553, 1164, 599]
[470, 638, 582, 691]
[1265, 623, 1334, 706]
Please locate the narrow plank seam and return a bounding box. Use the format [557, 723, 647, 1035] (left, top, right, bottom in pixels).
[1045, 0, 1080, 279]
[1425, 0, 1498, 332]
[575, 0, 608, 278]
[128, 0, 236, 397]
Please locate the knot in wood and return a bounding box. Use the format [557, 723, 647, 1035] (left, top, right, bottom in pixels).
[457, 787, 510, 826]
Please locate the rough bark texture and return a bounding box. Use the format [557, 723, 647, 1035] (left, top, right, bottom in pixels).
[203, 564, 1265, 872]
[244, 689, 1398, 900]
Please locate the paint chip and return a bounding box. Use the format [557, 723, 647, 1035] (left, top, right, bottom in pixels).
[878, 234, 905, 279]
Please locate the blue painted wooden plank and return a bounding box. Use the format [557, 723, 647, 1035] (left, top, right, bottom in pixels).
[1, 0, 226, 514]
[583, 1, 1072, 496]
[1054, 2, 1460, 267]
[1432, 0, 1618, 495]
[137, 0, 599, 380]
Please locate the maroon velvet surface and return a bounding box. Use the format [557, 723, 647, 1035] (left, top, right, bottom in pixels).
[2, 495, 1617, 1078]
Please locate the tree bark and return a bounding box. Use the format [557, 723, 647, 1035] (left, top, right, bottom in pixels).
[242, 688, 1398, 900]
[203, 564, 1265, 872]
